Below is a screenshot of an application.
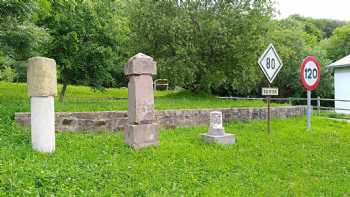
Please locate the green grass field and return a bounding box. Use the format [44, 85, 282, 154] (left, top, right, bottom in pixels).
[0, 82, 280, 112]
[322, 111, 350, 120]
[1, 81, 350, 195]
[1, 109, 350, 195]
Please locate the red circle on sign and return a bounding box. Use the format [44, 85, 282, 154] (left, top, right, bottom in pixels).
[300, 56, 321, 91]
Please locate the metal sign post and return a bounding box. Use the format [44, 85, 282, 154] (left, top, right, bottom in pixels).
[258, 43, 283, 134]
[307, 90, 312, 130]
[300, 56, 321, 131]
[267, 83, 271, 134]
[262, 86, 279, 133]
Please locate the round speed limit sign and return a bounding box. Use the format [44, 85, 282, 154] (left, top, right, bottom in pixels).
[300, 56, 321, 90]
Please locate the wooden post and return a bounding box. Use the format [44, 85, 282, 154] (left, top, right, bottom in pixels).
[267, 83, 271, 134]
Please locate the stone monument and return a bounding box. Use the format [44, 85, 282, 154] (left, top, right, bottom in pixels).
[201, 111, 235, 144]
[27, 57, 57, 153]
[124, 53, 159, 149]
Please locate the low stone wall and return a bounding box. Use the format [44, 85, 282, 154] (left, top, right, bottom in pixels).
[15, 106, 306, 132]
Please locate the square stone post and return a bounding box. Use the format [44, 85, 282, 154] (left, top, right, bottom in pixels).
[27, 57, 57, 153]
[124, 53, 159, 149]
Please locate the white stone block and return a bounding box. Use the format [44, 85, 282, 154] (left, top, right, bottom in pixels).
[201, 133, 236, 144]
[210, 111, 223, 129]
[31, 96, 55, 153]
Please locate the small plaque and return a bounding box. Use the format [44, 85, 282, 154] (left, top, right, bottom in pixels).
[262, 88, 279, 96]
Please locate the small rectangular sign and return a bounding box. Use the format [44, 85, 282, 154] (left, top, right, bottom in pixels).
[262, 88, 279, 96]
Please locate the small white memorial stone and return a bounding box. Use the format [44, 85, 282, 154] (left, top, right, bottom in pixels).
[201, 111, 235, 144]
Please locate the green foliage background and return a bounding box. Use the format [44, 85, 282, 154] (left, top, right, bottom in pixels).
[0, 0, 349, 98]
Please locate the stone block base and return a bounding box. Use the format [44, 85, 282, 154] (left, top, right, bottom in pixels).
[201, 133, 235, 145]
[125, 123, 159, 149]
[208, 128, 225, 135]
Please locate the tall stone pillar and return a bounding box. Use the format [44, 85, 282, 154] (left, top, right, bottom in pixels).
[27, 57, 57, 153]
[124, 53, 159, 149]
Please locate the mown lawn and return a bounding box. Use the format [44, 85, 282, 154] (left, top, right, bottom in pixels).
[322, 111, 350, 120]
[1, 82, 350, 195]
[1, 105, 350, 196]
[0, 82, 281, 112]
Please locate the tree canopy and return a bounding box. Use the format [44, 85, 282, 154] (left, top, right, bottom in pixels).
[0, 0, 49, 81]
[128, 0, 274, 95]
[35, 0, 128, 101]
[325, 24, 350, 61]
[0, 0, 348, 98]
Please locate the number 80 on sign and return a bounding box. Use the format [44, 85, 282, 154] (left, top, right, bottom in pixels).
[300, 56, 321, 91]
[257, 43, 283, 84]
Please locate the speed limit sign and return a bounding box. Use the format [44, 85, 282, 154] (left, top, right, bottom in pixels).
[258, 43, 283, 134]
[300, 56, 321, 91]
[300, 56, 321, 131]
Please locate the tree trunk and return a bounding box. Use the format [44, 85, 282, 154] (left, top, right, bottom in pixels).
[59, 83, 68, 102]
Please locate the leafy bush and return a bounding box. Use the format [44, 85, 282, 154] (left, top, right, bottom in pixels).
[0, 66, 17, 82]
[0, 0, 51, 82]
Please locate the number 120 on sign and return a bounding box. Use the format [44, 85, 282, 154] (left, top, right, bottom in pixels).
[300, 56, 321, 91]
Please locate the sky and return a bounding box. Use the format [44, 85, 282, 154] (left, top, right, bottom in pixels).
[275, 0, 350, 21]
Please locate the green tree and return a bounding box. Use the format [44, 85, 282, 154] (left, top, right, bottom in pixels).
[290, 15, 348, 39]
[267, 19, 308, 97]
[37, 0, 127, 101]
[313, 18, 347, 38]
[0, 0, 50, 81]
[326, 24, 350, 61]
[128, 0, 274, 95]
[267, 18, 333, 98]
